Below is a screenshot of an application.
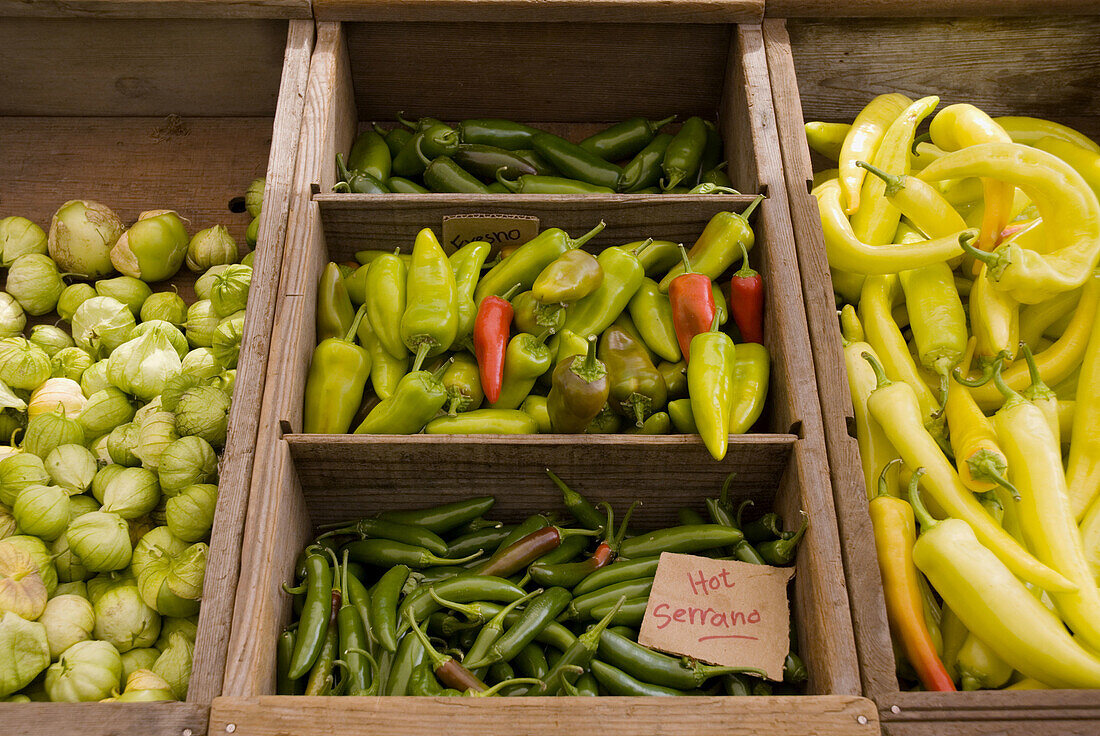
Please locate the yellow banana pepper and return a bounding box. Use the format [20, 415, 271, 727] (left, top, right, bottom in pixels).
[804, 122, 850, 161]
[1066, 270, 1100, 520]
[839, 93, 912, 215]
[1035, 136, 1100, 198]
[856, 161, 968, 238]
[994, 116, 1100, 153]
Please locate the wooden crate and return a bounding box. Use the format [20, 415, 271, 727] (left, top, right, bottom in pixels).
[0, 5, 313, 734]
[761, 12, 1100, 736]
[214, 8, 877, 735]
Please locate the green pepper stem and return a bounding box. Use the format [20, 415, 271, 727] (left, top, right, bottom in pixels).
[579, 595, 628, 649]
[952, 357, 999, 387]
[631, 237, 654, 257]
[332, 182, 351, 193]
[412, 341, 434, 373]
[495, 167, 521, 193]
[678, 243, 694, 274]
[650, 114, 677, 132]
[281, 583, 306, 596]
[335, 153, 353, 183]
[911, 131, 933, 154]
[501, 283, 523, 301]
[972, 458, 1021, 502]
[535, 328, 554, 345]
[991, 356, 1023, 405]
[597, 501, 615, 542]
[906, 468, 937, 531]
[415, 136, 432, 168]
[856, 160, 905, 198]
[470, 677, 544, 697]
[448, 396, 462, 416]
[733, 241, 757, 278]
[740, 193, 766, 221]
[781, 510, 809, 545]
[861, 351, 892, 389]
[569, 221, 607, 251]
[404, 609, 451, 669]
[428, 589, 486, 622]
[571, 335, 607, 383]
[736, 498, 753, 528]
[710, 312, 721, 332]
[396, 112, 417, 130]
[612, 500, 639, 550]
[720, 472, 737, 507]
[959, 232, 996, 265]
[876, 458, 904, 499]
[557, 665, 585, 696]
[424, 547, 480, 566]
[373, 122, 390, 136]
[345, 303, 368, 343]
[1019, 342, 1055, 402]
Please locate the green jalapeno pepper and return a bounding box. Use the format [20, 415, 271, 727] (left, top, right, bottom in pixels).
[316, 261, 356, 343]
[303, 305, 371, 434]
[450, 241, 491, 346]
[512, 291, 566, 335]
[532, 249, 604, 304]
[465, 587, 573, 669]
[409, 662, 445, 696]
[520, 395, 551, 433]
[401, 228, 459, 369]
[476, 221, 606, 304]
[304, 584, 340, 695]
[451, 589, 541, 680]
[493, 514, 551, 554]
[626, 411, 671, 435]
[490, 329, 553, 410]
[542, 470, 602, 531]
[757, 513, 808, 565]
[440, 351, 484, 414]
[742, 512, 785, 543]
[334, 154, 391, 194]
[531, 132, 624, 190]
[377, 125, 413, 158]
[386, 176, 430, 194]
[620, 133, 675, 192]
[418, 139, 492, 194]
[276, 628, 298, 694]
[600, 325, 667, 426]
[348, 130, 392, 182]
[380, 496, 496, 535]
[364, 249, 408, 360]
[657, 360, 687, 399]
[496, 171, 617, 194]
[458, 118, 544, 150]
[398, 575, 527, 627]
[513, 149, 557, 175]
[659, 198, 763, 290]
[677, 507, 706, 526]
[326, 518, 449, 555]
[453, 144, 540, 181]
[579, 116, 676, 162]
[532, 534, 589, 566]
[548, 336, 609, 433]
[585, 597, 652, 626]
[395, 113, 447, 133]
[688, 315, 737, 460]
[355, 316, 408, 401]
[661, 116, 708, 191]
[628, 277, 681, 362]
[729, 342, 769, 433]
[346, 539, 479, 569]
[701, 165, 734, 188]
[425, 409, 538, 434]
[392, 122, 459, 178]
[288, 548, 333, 679]
[561, 243, 647, 338]
[354, 359, 451, 434]
[334, 556, 375, 695]
[694, 121, 724, 181]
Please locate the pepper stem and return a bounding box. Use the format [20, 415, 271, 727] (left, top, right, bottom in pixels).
[373, 122, 389, 136]
[597, 501, 614, 542]
[736, 499, 753, 529]
[1019, 343, 1055, 401]
[335, 153, 353, 184]
[906, 468, 937, 531]
[952, 357, 999, 387]
[501, 283, 523, 301]
[412, 341, 434, 373]
[688, 183, 742, 195]
[740, 193, 766, 221]
[631, 237, 654, 256]
[404, 609, 451, 670]
[856, 160, 905, 198]
[415, 136, 432, 168]
[991, 357, 1023, 405]
[733, 241, 757, 278]
[332, 182, 352, 193]
[396, 111, 417, 130]
[448, 396, 462, 416]
[344, 303, 368, 343]
[471, 677, 544, 697]
[579, 595, 628, 649]
[428, 589, 485, 622]
[969, 453, 1021, 502]
[557, 665, 585, 696]
[631, 394, 648, 427]
[720, 472, 737, 508]
[570, 335, 607, 383]
[861, 351, 891, 389]
[612, 500, 639, 550]
[495, 167, 521, 193]
[876, 458, 904, 499]
[710, 312, 721, 332]
[569, 221, 607, 250]
[650, 114, 678, 132]
[911, 131, 933, 154]
[959, 232, 996, 264]
[780, 510, 809, 546]
[535, 328, 554, 344]
[677, 243, 694, 274]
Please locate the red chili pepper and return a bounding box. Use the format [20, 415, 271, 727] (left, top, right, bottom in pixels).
[473, 283, 522, 404]
[729, 242, 764, 344]
[668, 245, 716, 364]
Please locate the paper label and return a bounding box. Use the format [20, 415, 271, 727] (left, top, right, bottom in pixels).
[637, 553, 795, 681]
[441, 214, 540, 256]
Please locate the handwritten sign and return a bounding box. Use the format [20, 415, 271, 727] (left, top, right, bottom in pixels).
[638, 553, 794, 681]
[441, 214, 540, 256]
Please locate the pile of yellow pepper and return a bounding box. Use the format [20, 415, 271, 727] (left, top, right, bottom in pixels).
[805, 96, 1100, 691]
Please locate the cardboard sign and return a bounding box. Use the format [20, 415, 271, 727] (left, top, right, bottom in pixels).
[441, 214, 540, 256]
[638, 553, 795, 681]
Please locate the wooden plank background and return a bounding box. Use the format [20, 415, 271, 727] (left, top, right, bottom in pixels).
[767, 0, 1100, 17]
[0, 0, 311, 18]
[316, 0, 762, 23]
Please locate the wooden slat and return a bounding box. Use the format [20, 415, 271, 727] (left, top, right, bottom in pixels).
[761, 18, 895, 701]
[210, 695, 878, 736]
[767, 0, 1100, 17]
[345, 22, 731, 123]
[188, 18, 314, 706]
[0, 703, 209, 736]
[316, 0, 762, 23]
[288, 434, 794, 528]
[0, 0, 311, 19]
[784, 17, 1100, 139]
[0, 18, 287, 117]
[882, 690, 1100, 736]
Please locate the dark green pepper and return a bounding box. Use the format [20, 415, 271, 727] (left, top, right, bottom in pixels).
[380, 496, 496, 535]
[695, 120, 724, 184]
[513, 149, 557, 175]
[345, 539, 479, 569]
[600, 325, 667, 426]
[334, 154, 390, 193]
[548, 336, 609, 433]
[661, 116, 708, 191]
[620, 133, 674, 192]
[276, 628, 298, 694]
[353, 359, 451, 434]
[392, 123, 459, 178]
[579, 115, 676, 162]
[531, 132, 623, 190]
[757, 512, 808, 565]
[453, 144, 540, 181]
[590, 660, 690, 696]
[386, 176, 430, 194]
[657, 359, 687, 399]
[457, 118, 544, 150]
[418, 139, 492, 194]
[348, 129, 392, 181]
[532, 249, 604, 304]
[496, 171, 615, 194]
[512, 291, 565, 335]
[701, 164, 734, 188]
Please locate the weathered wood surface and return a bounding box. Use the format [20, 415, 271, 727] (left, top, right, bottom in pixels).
[210, 695, 879, 736]
[881, 690, 1100, 736]
[0, 703, 209, 736]
[316, 0, 762, 23]
[767, 0, 1100, 17]
[0, 0, 310, 18]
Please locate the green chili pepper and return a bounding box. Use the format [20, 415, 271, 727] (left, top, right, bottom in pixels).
[532, 132, 624, 190]
[476, 221, 606, 304]
[626, 239, 681, 278]
[343, 264, 370, 306]
[475, 525, 597, 579]
[600, 325, 667, 427]
[552, 328, 590, 368]
[729, 343, 769, 433]
[701, 165, 734, 188]
[377, 125, 413, 157]
[531, 534, 589, 567]
[526, 596, 626, 695]
[401, 228, 459, 369]
[316, 262, 356, 343]
[625, 411, 671, 435]
[548, 336, 609, 433]
[757, 512, 808, 565]
[619, 523, 743, 558]
[409, 662, 445, 696]
[520, 395, 551, 433]
[587, 596, 652, 625]
[346, 539, 480, 569]
[597, 629, 763, 688]
[466, 587, 573, 669]
[495, 171, 617, 194]
[335, 554, 375, 695]
[288, 548, 333, 679]
[494, 514, 552, 553]
[575, 672, 599, 696]
[743, 513, 784, 543]
[513, 642, 550, 680]
[364, 249, 408, 360]
[353, 359, 451, 434]
[418, 141, 493, 194]
[487, 182, 510, 193]
[579, 116, 675, 161]
[326, 518, 449, 555]
[620, 134, 675, 192]
[384, 630, 426, 695]
[590, 660, 689, 696]
[546, 469, 605, 531]
[491, 329, 553, 410]
[661, 116, 708, 191]
[723, 673, 752, 696]
[453, 144, 540, 181]
[380, 496, 496, 535]
[438, 351, 483, 415]
[386, 176, 430, 194]
[334, 154, 391, 193]
[304, 601, 340, 695]
[398, 575, 527, 627]
[450, 240, 491, 346]
[565, 578, 654, 620]
[532, 249, 604, 304]
[561, 242, 647, 338]
[688, 315, 737, 460]
[392, 122, 459, 178]
[458, 119, 544, 150]
[276, 628, 298, 694]
[628, 277, 681, 362]
[355, 316, 408, 401]
[348, 130, 392, 182]
[512, 291, 566, 335]
[425, 409, 539, 434]
[659, 198, 763, 291]
[512, 149, 557, 175]
[677, 507, 707, 526]
[303, 305, 371, 434]
[346, 571, 373, 636]
[445, 526, 516, 559]
[695, 121, 724, 180]
[456, 589, 542, 679]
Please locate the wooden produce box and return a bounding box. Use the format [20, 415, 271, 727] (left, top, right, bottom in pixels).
[761, 11, 1100, 736]
[0, 4, 313, 733]
[212, 6, 878, 735]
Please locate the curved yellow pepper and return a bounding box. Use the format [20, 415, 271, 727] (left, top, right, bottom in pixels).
[1066, 268, 1100, 520]
[838, 93, 912, 215]
[994, 116, 1100, 154]
[804, 122, 850, 162]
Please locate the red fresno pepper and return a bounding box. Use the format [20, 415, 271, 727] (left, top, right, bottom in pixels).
[729, 242, 764, 343]
[473, 283, 522, 404]
[668, 245, 716, 364]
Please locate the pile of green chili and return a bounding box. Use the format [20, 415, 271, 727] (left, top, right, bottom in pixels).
[277, 472, 809, 697]
[334, 114, 738, 195]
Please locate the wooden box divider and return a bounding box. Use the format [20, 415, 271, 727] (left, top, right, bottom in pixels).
[216, 12, 875, 734]
[0, 11, 313, 735]
[762, 13, 1100, 735]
